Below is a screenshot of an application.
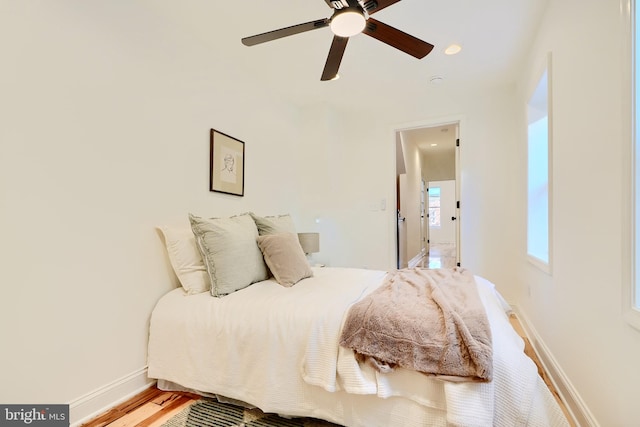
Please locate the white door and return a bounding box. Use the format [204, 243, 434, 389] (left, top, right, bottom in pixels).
[397, 175, 408, 269]
[421, 179, 428, 255]
[428, 180, 456, 244]
[397, 213, 407, 268]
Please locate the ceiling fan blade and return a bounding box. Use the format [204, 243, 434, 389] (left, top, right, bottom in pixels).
[242, 18, 329, 46]
[367, 0, 402, 14]
[362, 18, 434, 59]
[321, 36, 349, 81]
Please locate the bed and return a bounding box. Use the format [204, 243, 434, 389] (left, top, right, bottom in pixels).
[148, 213, 569, 427]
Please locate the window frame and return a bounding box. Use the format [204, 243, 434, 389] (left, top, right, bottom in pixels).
[526, 54, 553, 275]
[624, 0, 640, 330]
[428, 186, 441, 228]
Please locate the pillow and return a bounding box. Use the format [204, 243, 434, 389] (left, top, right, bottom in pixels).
[189, 213, 268, 297]
[257, 232, 313, 287]
[157, 226, 210, 294]
[250, 213, 297, 235]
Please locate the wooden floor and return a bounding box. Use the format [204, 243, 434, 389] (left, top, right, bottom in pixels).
[416, 243, 458, 269]
[80, 387, 201, 427]
[509, 315, 575, 426]
[81, 315, 574, 427]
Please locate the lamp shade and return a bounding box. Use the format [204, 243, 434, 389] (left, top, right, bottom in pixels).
[298, 233, 320, 254]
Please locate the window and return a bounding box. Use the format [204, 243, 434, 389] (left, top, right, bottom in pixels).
[428, 187, 441, 227]
[527, 65, 551, 272]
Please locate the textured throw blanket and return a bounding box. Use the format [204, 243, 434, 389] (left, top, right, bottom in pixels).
[339, 267, 493, 382]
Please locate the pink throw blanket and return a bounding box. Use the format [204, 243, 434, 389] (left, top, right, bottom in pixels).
[339, 267, 493, 382]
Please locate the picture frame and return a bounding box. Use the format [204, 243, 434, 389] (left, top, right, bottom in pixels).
[209, 129, 245, 196]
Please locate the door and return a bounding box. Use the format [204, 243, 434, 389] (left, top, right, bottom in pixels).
[396, 175, 408, 269]
[421, 179, 428, 255]
[428, 180, 456, 244]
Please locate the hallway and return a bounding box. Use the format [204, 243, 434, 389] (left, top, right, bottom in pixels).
[417, 243, 457, 269]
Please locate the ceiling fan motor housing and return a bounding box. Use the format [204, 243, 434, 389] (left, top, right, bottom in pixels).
[330, 7, 367, 37]
[361, 0, 379, 13]
[333, 0, 379, 13]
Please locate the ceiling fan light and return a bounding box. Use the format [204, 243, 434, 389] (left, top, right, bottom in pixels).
[330, 10, 366, 37]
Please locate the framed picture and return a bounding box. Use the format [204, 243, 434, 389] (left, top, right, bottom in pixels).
[209, 129, 245, 196]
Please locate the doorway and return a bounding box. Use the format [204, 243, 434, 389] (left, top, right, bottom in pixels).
[395, 122, 460, 269]
[428, 180, 456, 244]
[426, 180, 457, 269]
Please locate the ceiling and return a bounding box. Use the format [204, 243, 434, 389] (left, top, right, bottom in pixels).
[148, 0, 547, 112]
[406, 124, 458, 154]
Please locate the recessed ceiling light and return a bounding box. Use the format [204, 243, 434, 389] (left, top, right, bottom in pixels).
[444, 44, 462, 55]
[430, 143, 438, 147]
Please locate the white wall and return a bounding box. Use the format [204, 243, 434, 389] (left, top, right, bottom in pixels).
[422, 150, 456, 182]
[7, 1, 636, 426]
[292, 85, 523, 287]
[512, 1, 640, 425]
[0, 2, 529, 423]
[294, 85, 523, 300]
[295, 105, 393, 270]
[0, 1, 303, 419]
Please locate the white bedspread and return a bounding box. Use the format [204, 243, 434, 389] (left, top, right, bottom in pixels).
[148, 267, 569, 427]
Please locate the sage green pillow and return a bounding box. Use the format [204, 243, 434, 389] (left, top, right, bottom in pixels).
[189, 213, 268, 297]
[250, 213, 297, 235]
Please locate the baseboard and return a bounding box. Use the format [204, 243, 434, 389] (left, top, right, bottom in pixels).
[68, 366, 155, 427]
[511, 306, 600, 427]
[408, 250, 425, 268]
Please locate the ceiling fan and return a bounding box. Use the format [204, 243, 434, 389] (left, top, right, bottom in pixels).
[241, 0, 434, 81]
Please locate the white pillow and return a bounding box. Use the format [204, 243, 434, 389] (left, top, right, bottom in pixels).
[190, 213, 269, 297]
[157, 226, 210, 294]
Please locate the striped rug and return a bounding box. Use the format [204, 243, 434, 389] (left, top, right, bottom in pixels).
[161, 399, 341, 427]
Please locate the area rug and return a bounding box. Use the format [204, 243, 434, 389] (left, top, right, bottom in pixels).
[161, 399, 341, 427]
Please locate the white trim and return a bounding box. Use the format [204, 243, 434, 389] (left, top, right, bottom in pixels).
[511, 306, 600, 427]
[68, 366, 155, 427]
[622, 0, 640, 331]
[527, 254, 551, 275]
[408, 250, 425, 268]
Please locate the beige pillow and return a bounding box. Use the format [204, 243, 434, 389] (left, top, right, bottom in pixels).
[157, 226, 210, 294]
[251, 213, 297, 235]
[257, 232, 313, 287]
[189, 213, 268, 297]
